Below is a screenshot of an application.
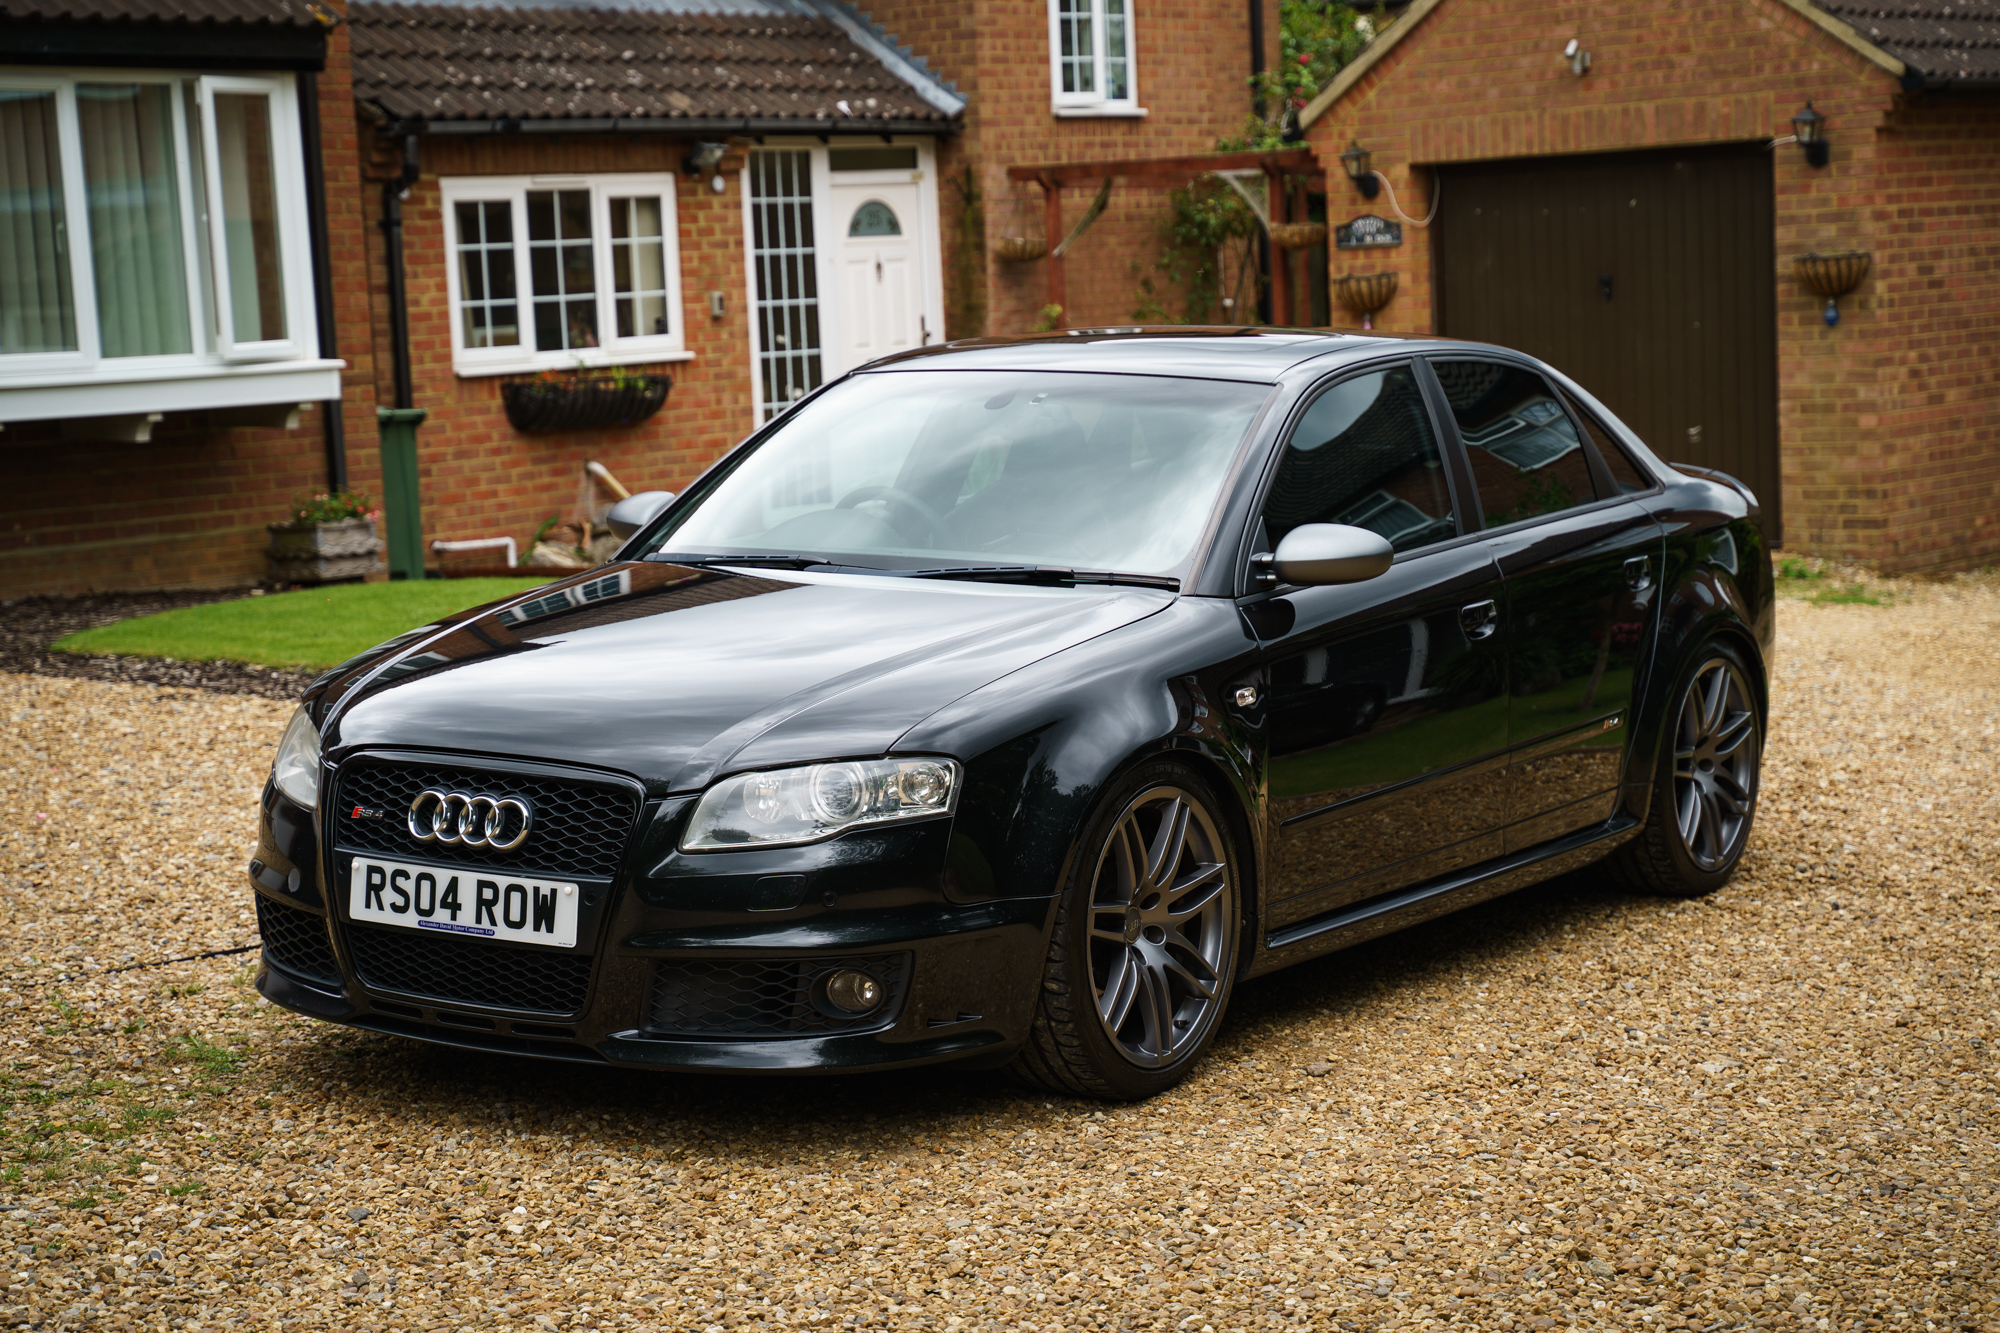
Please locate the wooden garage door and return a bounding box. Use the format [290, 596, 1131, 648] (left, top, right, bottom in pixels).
[1435, 146, 1780, 540]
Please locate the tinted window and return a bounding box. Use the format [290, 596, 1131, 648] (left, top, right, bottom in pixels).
[1561, 391, 1653, 494]
[1432, 360, 1601, 526]
[1263, 365, 1455, 554]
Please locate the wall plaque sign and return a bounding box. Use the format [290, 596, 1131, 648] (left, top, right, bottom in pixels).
[1335, 214, 1402, 249]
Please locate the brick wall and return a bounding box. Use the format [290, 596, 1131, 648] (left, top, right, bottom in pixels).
[1302, 0, 2000, 573]
[353, 132, 755, 567]
[0, 11, 375, 597]
[868, 0, 1267, 335]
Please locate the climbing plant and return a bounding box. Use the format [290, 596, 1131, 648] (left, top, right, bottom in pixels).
[1222, 1, 1389, 151]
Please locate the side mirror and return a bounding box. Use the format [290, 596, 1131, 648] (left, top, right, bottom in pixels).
[605, 490, 675, 540]
[1270, 523, 1394, 586]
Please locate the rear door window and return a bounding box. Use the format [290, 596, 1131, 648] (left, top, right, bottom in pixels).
[1430, 359, 1602, 527]
[1560, 392, 1654, 494]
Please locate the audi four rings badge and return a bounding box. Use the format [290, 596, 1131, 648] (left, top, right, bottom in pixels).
[407, 789, 533, 850]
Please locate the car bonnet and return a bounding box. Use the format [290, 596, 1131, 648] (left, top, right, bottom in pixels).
[319, 561, 1173, 792]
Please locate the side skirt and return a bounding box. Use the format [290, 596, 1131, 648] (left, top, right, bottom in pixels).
[1247, 815, 1642, 976]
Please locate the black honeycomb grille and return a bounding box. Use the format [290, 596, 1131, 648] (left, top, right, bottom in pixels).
[257, 895, 341, 987]
[346, 924, 593, 1015]
[332, 760, 638, 878]
[645, 954, 910, 1038]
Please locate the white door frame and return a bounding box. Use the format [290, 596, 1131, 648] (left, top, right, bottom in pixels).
[739, 136, 947, 425]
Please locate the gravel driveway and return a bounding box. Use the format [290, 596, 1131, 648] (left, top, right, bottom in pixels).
[3, 573, 1995, 1333]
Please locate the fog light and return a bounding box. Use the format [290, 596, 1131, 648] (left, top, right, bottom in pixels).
[821, 968, 884, 1015]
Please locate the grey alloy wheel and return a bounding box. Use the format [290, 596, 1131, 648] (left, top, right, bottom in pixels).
[1085, 786, 1234, 1069]
[1672, 655, 1760, 872]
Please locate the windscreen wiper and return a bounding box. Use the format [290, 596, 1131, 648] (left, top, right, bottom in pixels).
[643, 551, 844, 570]
[904, 565, 1181, 592]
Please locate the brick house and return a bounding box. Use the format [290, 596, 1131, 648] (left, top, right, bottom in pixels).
[0, 0, 364, 594]
[0, 0, 1280, 594]
[1296, 0, 2000, 573]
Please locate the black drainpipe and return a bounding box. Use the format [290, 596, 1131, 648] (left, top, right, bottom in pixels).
[297, 70, 347, 490]
[1250, 0, 1273, 325]
[379, 134, 421, 411]
[1249, 0, 1266, 119]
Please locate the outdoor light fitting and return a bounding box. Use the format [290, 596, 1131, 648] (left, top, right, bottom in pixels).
[1340, 140, 1379, 200]
[1791, 102, 1829, 168]
[1564, 37, 1592, 77]
[683, 141, 729, 176]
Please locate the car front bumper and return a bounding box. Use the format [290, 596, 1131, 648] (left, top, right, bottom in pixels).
[250, 765, 1054, 1075]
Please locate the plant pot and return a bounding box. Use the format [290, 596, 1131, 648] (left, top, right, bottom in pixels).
[1269, 222, 1328, 251]
[501, 374, 672, 434]
[994, 236, 1048, 263]
[267, 516, 383, 583]
[1793, 251, 1870, 325]
[1333, 272, 1399, 329]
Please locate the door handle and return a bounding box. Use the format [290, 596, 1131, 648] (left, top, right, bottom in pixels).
[1459, 599, 1498, 641]
[1624, 555, 1653, 591]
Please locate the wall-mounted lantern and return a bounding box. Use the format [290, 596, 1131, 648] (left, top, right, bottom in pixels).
[1339, 140, 1379, 201]
[1791, 102, 1829, 168]
[1794, 250, 1870, 325]
[1564, 38, 1592, 77]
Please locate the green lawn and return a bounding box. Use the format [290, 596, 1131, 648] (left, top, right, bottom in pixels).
[54, 578, 552, 670]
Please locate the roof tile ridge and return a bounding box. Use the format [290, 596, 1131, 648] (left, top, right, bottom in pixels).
[796, 0, 962, 112]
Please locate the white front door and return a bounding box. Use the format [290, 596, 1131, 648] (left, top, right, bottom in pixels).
[830, 182, 925, 370]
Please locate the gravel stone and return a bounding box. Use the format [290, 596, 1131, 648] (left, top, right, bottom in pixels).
[1, 570, 1995, 1333]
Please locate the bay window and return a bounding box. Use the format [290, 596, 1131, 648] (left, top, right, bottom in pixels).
[1049, 0, 1140, 115]
[0, 69, 326, 419]
[441, 174, 689, 376]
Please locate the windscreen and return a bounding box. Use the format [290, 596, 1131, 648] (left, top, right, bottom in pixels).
[644, 370, 1272, 575]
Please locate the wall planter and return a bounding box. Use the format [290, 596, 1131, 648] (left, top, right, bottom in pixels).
[501, 374, 671, 434]
[1269, 221, 1328, 251]
[1333, 271, 1399, 330]
[1794, 251, 1871, 326]
[267, 516, 383, 584]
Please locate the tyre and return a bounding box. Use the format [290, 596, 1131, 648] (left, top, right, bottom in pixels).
[1008, 761, 1243, 1100]
[1610, 638, 1764, 897]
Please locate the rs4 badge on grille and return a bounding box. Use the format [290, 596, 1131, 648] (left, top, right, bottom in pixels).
[349, 804, 386, 820]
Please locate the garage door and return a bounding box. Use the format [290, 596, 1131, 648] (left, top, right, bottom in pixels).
[1435, 146, 1780, 540]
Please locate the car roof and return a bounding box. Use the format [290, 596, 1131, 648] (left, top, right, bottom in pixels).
[857, 327, 1420, 383]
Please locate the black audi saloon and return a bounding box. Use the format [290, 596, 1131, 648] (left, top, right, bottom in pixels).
[250, 329, 1772, 1099]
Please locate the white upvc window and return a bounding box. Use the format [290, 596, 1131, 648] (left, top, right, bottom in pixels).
[0, 68, 332, 421]
[1048, 0, 1141, 116]
[440, 173, 692, 377]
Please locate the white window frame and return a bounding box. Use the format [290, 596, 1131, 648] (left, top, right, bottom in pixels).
[440, 172, 694, 378]
[1047, 0, 1143, 117]
[195, 74, 315, 363]
[0, 67, 335, 423]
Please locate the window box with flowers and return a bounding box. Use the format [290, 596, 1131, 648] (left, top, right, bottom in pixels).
[267, 491, 383, 584]
[500, 363, 673, 434]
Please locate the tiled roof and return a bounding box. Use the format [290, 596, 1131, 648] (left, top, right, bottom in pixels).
[1816, 1, 2000, 85]
[350, 1, 962, 128]
[0, 0, 329, 25]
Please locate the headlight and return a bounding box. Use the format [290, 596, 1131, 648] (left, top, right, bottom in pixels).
[271, 706, 322, 809]
[681, 758, 960, 850]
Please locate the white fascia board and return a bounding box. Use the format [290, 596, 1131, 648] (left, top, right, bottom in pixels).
[0, 360, 345, 424]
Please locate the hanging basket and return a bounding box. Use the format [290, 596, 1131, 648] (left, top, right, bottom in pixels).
[501, 374, 671, 434]
[1333, 272, 1399, 329]
[994, 235, 1048, 263]
[1269, 221, 1328, 251]
[1793, 251, 1870, 326]
[1794, 251, 1871, 299]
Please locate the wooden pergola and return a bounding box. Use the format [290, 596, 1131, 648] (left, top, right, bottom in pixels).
[1005, 147, 1323, 327]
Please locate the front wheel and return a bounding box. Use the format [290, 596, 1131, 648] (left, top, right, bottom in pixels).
[1610, 639, 1763, 897]
[1008, 762, 1243, 1100]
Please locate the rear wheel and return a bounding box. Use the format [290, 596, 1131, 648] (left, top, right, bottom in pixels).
[1009, 762, 1242, 1100]
[1610, 640, 1763, 897]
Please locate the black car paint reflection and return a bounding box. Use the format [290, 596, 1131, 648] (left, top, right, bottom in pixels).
[249, 330, 1773, 1079]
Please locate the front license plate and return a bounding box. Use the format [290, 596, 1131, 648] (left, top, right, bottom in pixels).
[348, 857, 579, 948]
